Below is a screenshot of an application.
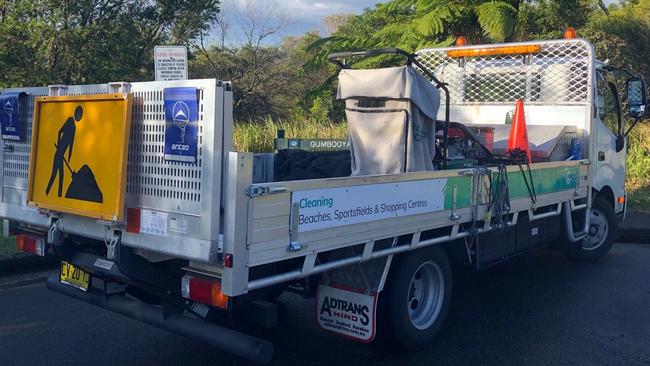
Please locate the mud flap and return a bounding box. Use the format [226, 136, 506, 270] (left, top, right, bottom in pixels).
[316, 284, 377, 343]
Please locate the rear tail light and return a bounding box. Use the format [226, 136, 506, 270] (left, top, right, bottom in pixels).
[224, 253, 233, 268]
[181, 275, 229, 310]
[126, 208, 141, 234]
[16, 232, 47, 256]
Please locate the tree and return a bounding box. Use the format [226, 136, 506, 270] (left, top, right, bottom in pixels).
[0, 0, 220, 87]
[515, 0, 597, 40]
[310, 0, 522, 63]
[191, 0, 329, 121]
[323, 13, 354, 35]
[581, 0, 650, 78]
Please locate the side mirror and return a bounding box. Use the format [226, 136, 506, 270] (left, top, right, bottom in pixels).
[626, 78, 646, 119]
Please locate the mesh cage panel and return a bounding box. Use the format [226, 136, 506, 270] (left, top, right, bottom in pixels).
[3, 90, 47, 187]
[125, 87, 205, 214]
[1, 81, 214, 216]
[416, 39, 594, 106]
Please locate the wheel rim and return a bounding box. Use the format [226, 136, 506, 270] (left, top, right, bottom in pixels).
[407, 261, 445, 330]
[583, 208, 609, 251]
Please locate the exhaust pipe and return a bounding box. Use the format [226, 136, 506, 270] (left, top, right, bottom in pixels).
[46, 276, 273, 364]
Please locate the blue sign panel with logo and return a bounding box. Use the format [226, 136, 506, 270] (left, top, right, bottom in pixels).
[163, 87, 199, 163]
[0, 92, 26, 140]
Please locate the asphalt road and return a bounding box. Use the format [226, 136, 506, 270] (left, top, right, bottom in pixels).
[1, 243, 649, 366]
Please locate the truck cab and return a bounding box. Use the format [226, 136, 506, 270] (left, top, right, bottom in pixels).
[594, 62, 628, 216]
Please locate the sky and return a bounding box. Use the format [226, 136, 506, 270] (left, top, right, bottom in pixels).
[218, 0, 620, 45]
[272, 0, 382, 37]
[220, 0, 385, 44]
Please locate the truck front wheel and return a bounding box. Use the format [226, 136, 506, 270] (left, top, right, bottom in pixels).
[565, 195, 617, 261]
[378, 246, 452, 351]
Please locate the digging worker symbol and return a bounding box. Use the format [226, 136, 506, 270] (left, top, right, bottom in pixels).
[45, 105, 103, 203]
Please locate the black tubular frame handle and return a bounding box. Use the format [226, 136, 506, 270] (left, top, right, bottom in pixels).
[327, 48, 416, 68]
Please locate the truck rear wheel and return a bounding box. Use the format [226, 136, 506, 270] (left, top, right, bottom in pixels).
[565, 195, 617, 261]
[378, 246, 452, 351]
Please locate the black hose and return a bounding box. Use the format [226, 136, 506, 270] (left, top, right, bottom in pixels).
[490, 165, 510, 231]
[518, 162, 537, 204]
[506, 148, 537, 204]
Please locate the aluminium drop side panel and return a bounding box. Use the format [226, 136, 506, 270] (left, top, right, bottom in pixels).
[246, 169, 476, 267]
[245, 160, 587, 269]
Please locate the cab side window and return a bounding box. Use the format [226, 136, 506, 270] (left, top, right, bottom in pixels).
[596, 72, 620, 134]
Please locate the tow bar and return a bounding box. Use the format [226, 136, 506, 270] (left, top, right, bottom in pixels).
[46, 276, 273, 364]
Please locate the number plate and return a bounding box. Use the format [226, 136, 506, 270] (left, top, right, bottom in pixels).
[59, 261, 91, 292]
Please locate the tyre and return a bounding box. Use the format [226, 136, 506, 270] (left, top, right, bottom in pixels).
[378, 246, 452, 351]
[564, 195, 617, 261]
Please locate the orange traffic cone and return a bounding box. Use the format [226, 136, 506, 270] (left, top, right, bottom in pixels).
[507, 99, 531, 163]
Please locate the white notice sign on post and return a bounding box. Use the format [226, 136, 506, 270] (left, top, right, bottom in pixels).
[154, 46, 188, 81]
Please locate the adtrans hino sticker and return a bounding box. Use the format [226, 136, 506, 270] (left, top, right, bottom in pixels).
[316, 284, 377, 342]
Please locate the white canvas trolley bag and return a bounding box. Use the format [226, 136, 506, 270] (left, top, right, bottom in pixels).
[337, 64, 441, 175]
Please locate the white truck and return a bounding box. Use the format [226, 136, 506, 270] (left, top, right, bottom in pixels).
[2, 37, 646, 363]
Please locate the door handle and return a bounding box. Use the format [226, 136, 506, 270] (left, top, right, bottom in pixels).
[598, 151, 605, 161]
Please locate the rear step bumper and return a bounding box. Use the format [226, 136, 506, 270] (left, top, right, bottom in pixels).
[46, 275, 273, 364]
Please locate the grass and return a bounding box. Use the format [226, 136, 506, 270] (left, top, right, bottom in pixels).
[628, 185, 650, 213]
[0, 221, 16, 256]
[233, 117, 348, 152]
[626, 123, 650, 212]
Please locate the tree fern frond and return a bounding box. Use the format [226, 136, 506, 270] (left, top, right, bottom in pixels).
[372, 22, 415, 46]
[414, 9, 448, 35]
[417, 35, 457, 50]
[413, 2, 464, 37]
[415, 0, 453, 15]
[476, 2, 518, 41]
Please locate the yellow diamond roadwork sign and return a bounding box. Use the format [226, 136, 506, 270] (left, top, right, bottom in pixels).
[27, 93, 133, 221]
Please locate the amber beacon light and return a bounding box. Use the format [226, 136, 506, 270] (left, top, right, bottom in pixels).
[564, 27, 577, 39]
[447, 44, 541, 58]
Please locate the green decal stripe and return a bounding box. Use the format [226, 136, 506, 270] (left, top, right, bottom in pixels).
[438, 165, 578, 211]
[443, 176, 473, 209]
[503, 166, 579, 199]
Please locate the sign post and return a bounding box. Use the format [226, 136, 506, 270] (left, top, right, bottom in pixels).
[154, 46, 188, 81]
